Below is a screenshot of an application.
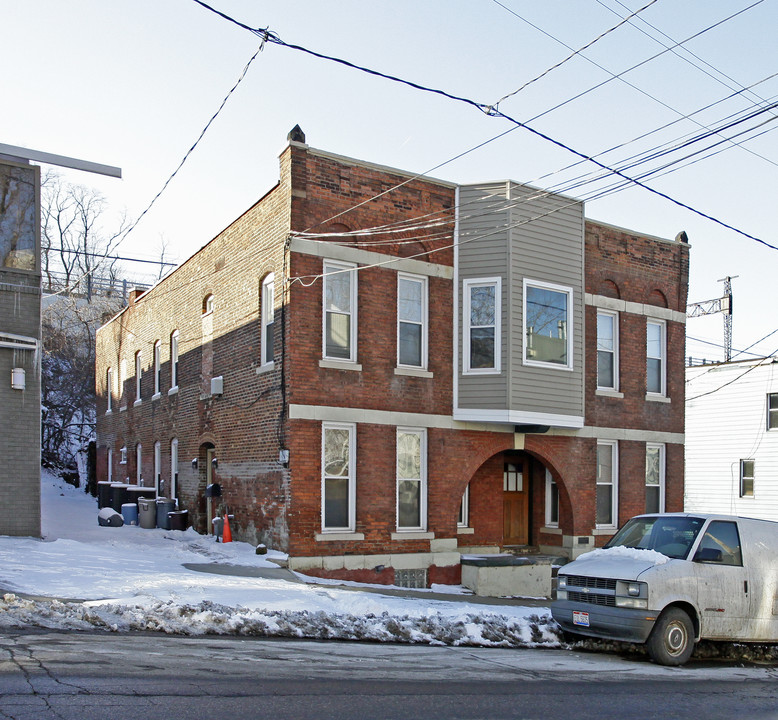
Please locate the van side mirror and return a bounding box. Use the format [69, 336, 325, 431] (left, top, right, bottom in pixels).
[694, 547, 723, 563]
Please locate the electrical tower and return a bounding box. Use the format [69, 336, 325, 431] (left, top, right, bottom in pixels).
[686, 276, 737, 361]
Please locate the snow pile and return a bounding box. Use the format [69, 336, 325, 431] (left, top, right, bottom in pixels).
[0, 471, 560, 648]
[573, 546, 670, 565]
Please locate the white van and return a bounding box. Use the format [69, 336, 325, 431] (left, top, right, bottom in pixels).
[551, 513, 778, 665]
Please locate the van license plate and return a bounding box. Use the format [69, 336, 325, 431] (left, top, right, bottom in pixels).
[573, 611, 590, 627]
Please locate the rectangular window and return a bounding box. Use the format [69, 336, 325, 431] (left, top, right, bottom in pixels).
[463, 277, 501, 373]
[135, 351, 142, 402]
[119, 358, 127, 406]
[261, 273, 275, 367]
[596, 441, 618, 528]
[107, 448, 113, 483]
[645, 443, 665, 514]
[597, 311, 618, 390]
[646, 320, 666, 395]
[153, 341, 161, 395]
[323, 262, 357, 362]
[397, 274, 427, 369]
[457, 485, 470, 528]
[767, 393, 778, 430]
[170, 438, 179, 501]
[170, 331, 179, 389]
[524, 280, 572, 368]
[322, 423, 355, 531]
[136, 443, 143, 485]
[545, 468, 559, 527]
[397, 428, 427, 530]
[740, 459, 754, 498]
[106, 367, 113, 413]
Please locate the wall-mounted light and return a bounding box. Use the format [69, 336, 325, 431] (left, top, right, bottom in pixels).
[191, 458, 198, 470]
[11, 368, 25, 390]
[211, 457, 218, 470]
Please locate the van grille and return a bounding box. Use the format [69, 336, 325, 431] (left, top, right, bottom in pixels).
[568, 591, 616, 606]
[564, 575, 617, 590]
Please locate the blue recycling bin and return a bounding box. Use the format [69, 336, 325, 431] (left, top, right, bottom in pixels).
[121, 503, 139, 526]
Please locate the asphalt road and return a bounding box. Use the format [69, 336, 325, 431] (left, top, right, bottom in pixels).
[1, 631, 776, 720]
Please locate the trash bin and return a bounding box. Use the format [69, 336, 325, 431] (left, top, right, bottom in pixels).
[110, 483, 129, 512]
[121, 503, 139, 526]
[138, 498, 156, 529]
[155, 498, 176, 529]
[97, 481, 112, 509]
[126, 485, 156, 506]
[168, 509, 188, 531]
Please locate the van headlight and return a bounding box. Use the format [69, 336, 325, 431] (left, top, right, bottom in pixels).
[615, 580, 648, 609]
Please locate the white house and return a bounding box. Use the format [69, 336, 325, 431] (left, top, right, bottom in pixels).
[685, 357, 778, 521]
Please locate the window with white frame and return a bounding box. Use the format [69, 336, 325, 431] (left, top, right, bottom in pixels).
[397, 274, 427, 368]
[261, 273, 275, 367]
[153, 441, 162, 493]
[545, 468, 559, 527]
[596, 441, 618, 528]
[323, 261, 357, 361]
[170, 438, 179, 501]
[463, 277, 501, 373]
[645, 443, 665, 514]
[170, 330, 179, 389]
[119, 446, 127, 465]
[119, 358, 127, 406]
[397, 428, 427, 530]
[321, 423, 355, 531]
[740, 459, 755, 498]
[202, 294, 214, 315]
[106, 367, 113, 412]
[646, 320, 666, 395]
[597, 311, 618, 390]
[107, 447, 113, 483]
[135, 443, 143, 485]
[767, 393, 778, 430]
[153, 341, 161, 395]
[135, 350, 142, 402]
[524, 280, 572, 368]
[457, 484, 470, 528]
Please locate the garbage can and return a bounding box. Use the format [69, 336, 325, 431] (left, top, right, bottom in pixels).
[155, 498, 176, 529]
[138, 498, 156, 529]
[121, 503, 139, 526]
[97, 481, 112, 509]
[110, 483, 129, 512]
[126, 485, 156, 506]
[168, 509, 189, 531]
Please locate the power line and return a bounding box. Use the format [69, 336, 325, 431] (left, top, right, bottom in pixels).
[43, 246, 176, 267]
[192, 0, 776, 252]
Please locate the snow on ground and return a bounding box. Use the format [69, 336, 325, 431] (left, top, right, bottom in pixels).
[0, 471, 558, 647]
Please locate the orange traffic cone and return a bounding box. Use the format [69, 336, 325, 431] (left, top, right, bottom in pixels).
[222, 513, 233, 543]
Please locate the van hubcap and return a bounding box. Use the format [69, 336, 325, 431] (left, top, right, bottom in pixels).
[666, 623, 686, 654]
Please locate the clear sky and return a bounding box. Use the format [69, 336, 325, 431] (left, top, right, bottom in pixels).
[3, 0, 777, 360]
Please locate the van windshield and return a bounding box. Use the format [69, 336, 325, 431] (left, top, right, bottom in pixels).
[604, 516, 706, 559]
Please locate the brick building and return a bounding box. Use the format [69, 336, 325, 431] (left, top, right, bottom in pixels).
[95, 127, 689, 586]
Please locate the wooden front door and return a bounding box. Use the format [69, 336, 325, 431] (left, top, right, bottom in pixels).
[503, 461, 528, 545]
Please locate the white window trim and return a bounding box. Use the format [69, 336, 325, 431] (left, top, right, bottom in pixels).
[545, 468, 559, 528]
[645, 442, 666, 513]
[321, 422, 356, 533]
[596, 440, 618, 530]
[739, 459, 755, 498]
[767, 393, 778, 431]
[170, 438, 179, 500]
[119, 358, 127, 409]
[646, 319, 667, 397]
[153, 341, 161, 397]
[457, 484, 470, 528]
[119, 446, 127, 465]
[107, 447, 113, 483]
[106, 367, 113, 413]
[261, 273, 275, 369]
[397, 273, 428, 370]
[523, 278, 574, 371]
[170, 330, 179, 390]
[596, 309, 619, 391]
[463, 277, 501, 375]
[322, 261, 358, 363]
[154, 441, 161, 494]
[135, 351, 143, 403]
[396, 427, 428, 532]
[136, 443, 143, 485]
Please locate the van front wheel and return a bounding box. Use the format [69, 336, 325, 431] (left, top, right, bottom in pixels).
[646, 608, 694, 666]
